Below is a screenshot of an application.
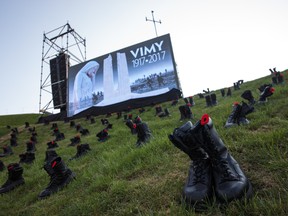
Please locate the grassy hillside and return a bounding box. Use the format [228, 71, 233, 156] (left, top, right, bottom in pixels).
[0, 72, 287, 215]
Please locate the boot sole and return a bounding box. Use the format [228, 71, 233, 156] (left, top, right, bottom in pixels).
[38, 172, 76, 200]
[0, 179, 25, 194]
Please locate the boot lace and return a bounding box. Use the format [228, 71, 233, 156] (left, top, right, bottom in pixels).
[202, 127, 239, 182]
[217, 159, 238, 182]
[190, 160, 208, 185]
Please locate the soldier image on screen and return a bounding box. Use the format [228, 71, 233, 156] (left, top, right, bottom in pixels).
[157, 72, 165, 86]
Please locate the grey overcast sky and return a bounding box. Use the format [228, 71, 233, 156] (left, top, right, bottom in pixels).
[0, 0, 287, 115]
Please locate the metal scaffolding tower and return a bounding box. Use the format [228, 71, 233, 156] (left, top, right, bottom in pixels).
[39, 22, 86, 114]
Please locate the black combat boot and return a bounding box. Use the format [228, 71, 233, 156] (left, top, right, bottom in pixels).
[189, 96, 195, 106]
[179, 105, 186, 121]
[47, 141, 59, 149]
[44, 150, 58, 163]
[0, 160, 5, 171]
[241, 90, 256, 105]
[184, 105, 193, 119]
[193, 114, 253, 203]
[68, 135, 81, 147]
[226, 88, 232, 97]
[135, 122, 152, 147]
[205, 95, 212, 107]
[96, 129, 109, 142]
[70, 121, 75, 128]
[38, 156, 76, 199]
[133, 116, 142, 124]
[224, 103, 242, 128]
[258, 85, 275, 103]
[19, 152, 35, 164]
[179, 105, 192, 121]
[90, 117, 96, 124]
[125, 120, 137, 134]
[155, 105, 163, 116]
[70, 144, 91, 160]
[164, 108, 170, 117]
[0, 163, 25, 194]
[210, 93, 218, 106]
[220, 89, 225, 97]
[158, 108, 170, 117]
[80, 128, 90, 136]
[171, 99, 178, 106]
[19, 153, 27, 164]
[105, 124, 113, 130]
[0, 145, 13, 157]
[169, 121, 212, 209]
[10, 133, 18, 147]
[117, 112, 122, 119]
[238, 101, 254, 125]
[26, 141, 36, 152]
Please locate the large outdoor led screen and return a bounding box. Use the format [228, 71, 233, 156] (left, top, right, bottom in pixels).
[67, 34, 180, 117]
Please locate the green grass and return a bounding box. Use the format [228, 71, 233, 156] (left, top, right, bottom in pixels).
[0, 71, 288, 215]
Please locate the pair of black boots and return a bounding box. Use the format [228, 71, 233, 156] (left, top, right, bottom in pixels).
[69, 144, 91, 160]
[19, 152, 35, 164]
[0, 152, 76, 198]
[169, 114, 252, 209]
[125, 116, 152, 147]
[241, 85, 275, 105]
[225, 101, 254, 128]
[155, 106, 170, 118]
[0, 145, 13, 157]
[179, 104, 193, 121]
[38, 150, 76, 199]
[0, 163, 25, 194]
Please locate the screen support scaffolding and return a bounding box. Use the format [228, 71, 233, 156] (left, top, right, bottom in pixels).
[39, 22, 86, 114]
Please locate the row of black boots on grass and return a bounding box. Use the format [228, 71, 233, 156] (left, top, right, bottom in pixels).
[0, 144, 95, 197]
